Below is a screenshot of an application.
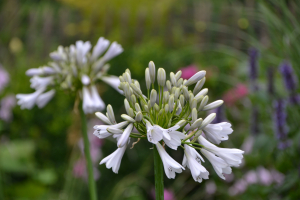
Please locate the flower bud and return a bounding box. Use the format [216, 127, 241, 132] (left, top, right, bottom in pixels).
[119, 76, 125, 82]
[198, 95, 209, 111]
[175, 70, 182, 80]
[107, 127, 123, 134]
[176, 78, 183, 87]
[128, 108, 135, 118]
[150, 89, 157, 107]
[121, 114, 136, 123]
[144, 105, 149, 112]
[130, 83, 142, 96]
[166, 80, 172, 92]
[158, 109, 164, 116]
[190, 98, 197, 109]
[130, 94, 136, 105]
[125, 68, 131, 77]
[117, 123, 133, 148]
[189, 93, 194, 105]
[193, 77, 206, 95]
[145, 68, 151, 90]
[174, 88, 180, 99]
[149, 61, 156, 83]
[203, 100, 224, 111]
[81, 74, 90, 85]
[95, 112, 112, 125]
[134, 80, 141, 89]
[157, 68, 166, 86]
[190, 118, 203, 130]
[180, 95, 185, 107]
[176, 119, 186, 127]
[135, 111, 143, 122]
[184, 70, 206, 86]
[154, 103, 159, 111]
[171, 87, 176, 94]
[163, 91, 170, 104]
[195, 95, 204, 103]
[118, 82, 125, 91]
[123, 72, 131, 83]
[170, 72, 176, 86]
[182, 86, 189, 100]
[168, 95, 174, 111]
[164, 104, 169, 113]
[195, 88, 208, 98]
[124, 99, 131, 114]
[191, 108, 197, 123]
[135, 103, 141, 112]
[199, 113, 216, 129]
[147, 100, 152, 108]
[124, 82, 131, 100]
[107, 104, 116, 124]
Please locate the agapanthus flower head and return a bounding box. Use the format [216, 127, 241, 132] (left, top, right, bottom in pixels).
[93, 61, 244, 182]
[16, 37, 123, 113]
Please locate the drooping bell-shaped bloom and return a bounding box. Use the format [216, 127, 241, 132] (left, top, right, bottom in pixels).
[156, 142, 185, 179]
[16, 87, 46, 109]
[100, 144, 127, 174]
[182, 144, 209, 183]
[203, 122, 233, 144]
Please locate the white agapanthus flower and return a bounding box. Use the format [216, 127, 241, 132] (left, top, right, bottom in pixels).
[93, 61, 244, 183]
[16, 37, 123, 113]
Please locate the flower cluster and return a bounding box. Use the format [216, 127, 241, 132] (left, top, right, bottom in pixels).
[16, 37, 123, 113]
[93, 61, 244, 182]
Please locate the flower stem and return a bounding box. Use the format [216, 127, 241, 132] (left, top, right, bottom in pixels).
[153, 144, 164, 200]
[79, 105, 98, 200]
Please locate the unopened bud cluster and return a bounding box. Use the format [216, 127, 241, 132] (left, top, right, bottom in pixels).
[16, 37, 123, 113]
[94, 61, 244, 182]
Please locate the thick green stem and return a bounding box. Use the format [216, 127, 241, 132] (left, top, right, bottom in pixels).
[153, 145, 164, 200]
[79, 106, 98, 200]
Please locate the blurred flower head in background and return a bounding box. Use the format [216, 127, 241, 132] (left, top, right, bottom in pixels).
[223, 84, 248, 106]
[179, 65, 198, 80]
[16, 37, 123, 113]
[0, 65, 9, 93]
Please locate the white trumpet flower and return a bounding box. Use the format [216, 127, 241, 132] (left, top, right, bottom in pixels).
[198, 136, 244, 167]
[30, 76, 53, 90]
[16, 87, 45, 109]
[93, 121, 129, 139]
[100, 144, 127, 174]
[145, 120, 163, 144]
[36, 89, 55, 108]
[183, 144, 209, 183]
[200, 148, 232, 180]
[203, 122, 233, 144]
[156, 142, 185, 179]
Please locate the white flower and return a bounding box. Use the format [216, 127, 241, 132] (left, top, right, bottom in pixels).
[75, 40, 92, 65]
[182, 144, 209, 183]
[49, 46, 67, 61]
[100, 144, 127, 174]
[203, 122, 233, 144]
[156, 142, 184, 179]
[26, 67, 56, 77]
[91, 37, 110, 60]
[36, 89, 56, 108]
[102, 41, 123, 62]
[100, 76, 123, 94]
[184, 71, 206, 86]
[30, 76, 53, 89]
[93, 121, 129, 139]
[16, 87, 45, 109]
[145, 120, 163, 144]
[159, 125, 186, 150]
[198, 136, 244, 167]
[200, 148, 231, 180]
[117, 123, 134, 148]
[82, 85, 105, 114]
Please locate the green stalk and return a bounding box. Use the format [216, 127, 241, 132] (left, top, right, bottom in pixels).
[153, 145, 164, 200]
[79, 105, 98, 200]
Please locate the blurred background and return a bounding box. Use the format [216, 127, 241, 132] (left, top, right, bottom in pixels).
[0, 0, 300, 199]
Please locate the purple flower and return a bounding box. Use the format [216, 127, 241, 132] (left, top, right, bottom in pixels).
[151, 188, 176, 200]
[0, 65, 9, 93]
[0, 95, 16, 122]
[179, 65, 198, 80]
[279, 61, 297, 92]
[248, 48, 259, 81]
[273, 99, 290, 149]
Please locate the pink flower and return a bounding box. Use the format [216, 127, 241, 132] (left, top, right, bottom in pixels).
[0, 95, 16, 122]
[73, 157, 100, 181]
[223, 84, 248, 106]
[179, 65, 199, 80]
